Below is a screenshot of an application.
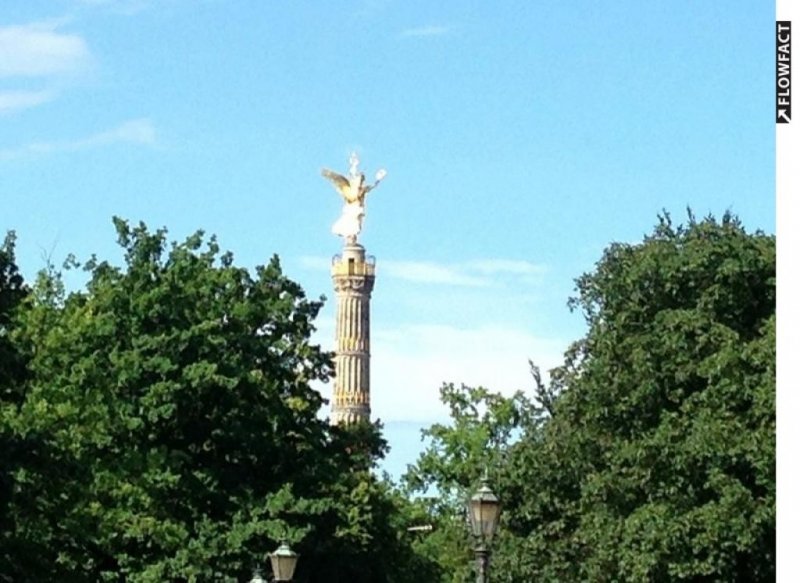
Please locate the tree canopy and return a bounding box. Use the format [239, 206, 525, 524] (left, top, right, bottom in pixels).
[1, 211, 775, 581]
[0, 232, 31, 580]
[405, 212, 775, 582]
[0, 219, 432, 582]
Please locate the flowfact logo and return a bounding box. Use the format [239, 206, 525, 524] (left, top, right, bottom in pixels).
[777, 22, 791, 124]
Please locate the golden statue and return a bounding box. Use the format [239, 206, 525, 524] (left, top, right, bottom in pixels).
[322, 153, 386, 244]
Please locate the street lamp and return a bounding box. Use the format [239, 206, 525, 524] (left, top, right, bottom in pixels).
[268, 542, 299, 582]
[467, 472, 501, 583]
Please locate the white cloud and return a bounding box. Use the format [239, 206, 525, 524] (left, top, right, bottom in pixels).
[381, 260, 490, 287]
[400, 25, 450, 38]
[0, 90, 56, 114]
[299, 256, 547, 288]
[314, 320, 566, 423]
[465, 259, 546, 276]
[304, 253, 559, 422]
[0, 20, 92, 115]
[353, 0, 391, 19]
[89, 118, 157, 145]
[76, 0, 153, 16]
[0, 118, 157, 161]
[0, 21, 90, 78]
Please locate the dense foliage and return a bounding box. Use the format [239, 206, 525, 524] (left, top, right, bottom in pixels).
[0, 232, 31, 580]
[401, 382, 540, 581]
[405, 213, 775, 582]
[0, 219, 432, 582]
[1, 212, 775, 581]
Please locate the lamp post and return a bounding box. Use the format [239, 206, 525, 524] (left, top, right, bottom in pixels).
[467, 472, 501, 583]
[248, 542, 299, 582]
[268, 542, 299, 582]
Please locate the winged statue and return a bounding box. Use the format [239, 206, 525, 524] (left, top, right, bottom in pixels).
[322, 153, 386, 244]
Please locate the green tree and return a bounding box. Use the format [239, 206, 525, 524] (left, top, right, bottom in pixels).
[402, 382, 540, 582]
[499, 212, 775, 581]
[0, 232, 33, 580]
[1, 219, 432, 582]
[0, 232, 27, 409]
[405, 212, 775, 582]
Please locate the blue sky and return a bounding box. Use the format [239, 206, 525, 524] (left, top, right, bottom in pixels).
[1, 0, 776, 479]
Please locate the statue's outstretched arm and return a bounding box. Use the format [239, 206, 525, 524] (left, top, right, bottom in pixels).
[363, 169, 387, 195]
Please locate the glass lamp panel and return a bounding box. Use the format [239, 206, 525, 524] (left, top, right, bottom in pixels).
[270, 554, 297, 581]
[469, 491, 501, 541]
[269, 544, 299, 581]
[479, 498, 501, 542]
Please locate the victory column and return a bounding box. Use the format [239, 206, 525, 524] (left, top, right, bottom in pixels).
[321, 154, 386, 425]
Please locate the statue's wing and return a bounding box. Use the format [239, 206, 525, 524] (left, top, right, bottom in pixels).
[321, 168, 350, 191]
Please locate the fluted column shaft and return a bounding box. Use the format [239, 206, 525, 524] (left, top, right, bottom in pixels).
[331, 244, 375, 425]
